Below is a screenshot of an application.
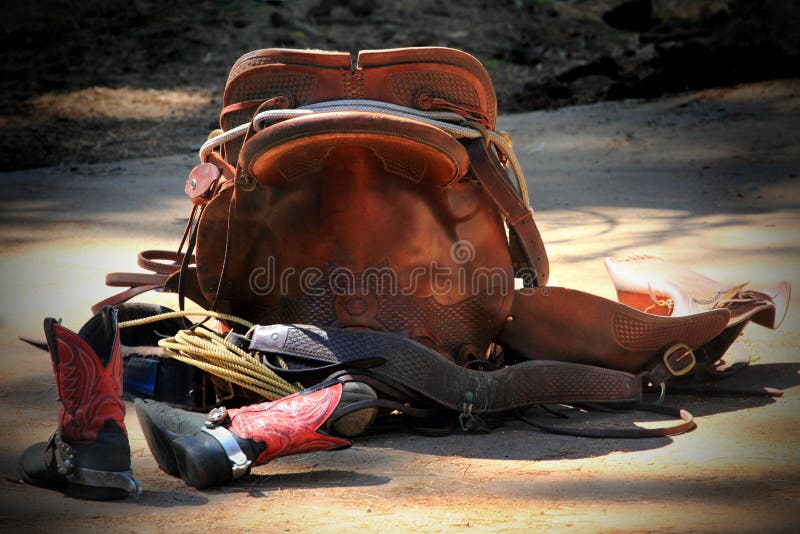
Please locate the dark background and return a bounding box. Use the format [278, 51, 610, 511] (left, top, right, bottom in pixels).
[1, 0, 798, 170]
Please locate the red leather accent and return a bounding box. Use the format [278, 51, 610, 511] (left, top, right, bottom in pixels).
[51, 324, 126, 443]
[227, 383, 351, 465]
[186, 163, 222, 205]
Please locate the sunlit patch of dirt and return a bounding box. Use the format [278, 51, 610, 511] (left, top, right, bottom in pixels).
[29, 87, 214, 121]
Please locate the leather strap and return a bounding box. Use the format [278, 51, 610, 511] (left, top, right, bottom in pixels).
[466, 139, 549, 286]
[665, 383, 783, 397]
[220, 98, 266, 117]
[644, 344, 697, 386]
[137, 250, 192, 275]
[106, 272, 169, 288]
[93, 250, 184, 314]
[516, 402, 696, 438]
[205, 152, 236, 182]
[90, 284, 163, 317]
[251, 324, 642, 413]
[261, 352, 386, 383]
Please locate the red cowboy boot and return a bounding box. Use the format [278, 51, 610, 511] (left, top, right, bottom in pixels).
[18, 307, 141, 499]
[136, 380, 377, 489]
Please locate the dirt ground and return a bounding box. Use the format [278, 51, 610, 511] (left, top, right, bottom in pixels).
[0, 79, 798, 532]
[2, 0, 799, 170]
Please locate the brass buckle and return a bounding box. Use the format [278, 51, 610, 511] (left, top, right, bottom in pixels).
[663, 344, 696, 377]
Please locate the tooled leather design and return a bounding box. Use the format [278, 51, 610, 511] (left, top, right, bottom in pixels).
[226, 72, 318, 106]
[52, 324, 126, 443]
[388, 71, 481, 110]
[243, 289, 498, 358]
[264, 330, 638, 411]
[612, 310, 728, 351]
[226, 383, 350, 465]
[276, 145, 332, 182]
[227, 53, 348, 84]
[377, 292, 496, 353]
[283, 327, 374, 362]
[343, 70, 365, 98]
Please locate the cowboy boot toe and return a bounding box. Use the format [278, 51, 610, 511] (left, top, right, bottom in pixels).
[18, 440, 64, 489]
[135, 398, 207, 477]
[170, 430, 259, 489]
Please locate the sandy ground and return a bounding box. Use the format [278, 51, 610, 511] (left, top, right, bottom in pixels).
[0, 80, 798, 532]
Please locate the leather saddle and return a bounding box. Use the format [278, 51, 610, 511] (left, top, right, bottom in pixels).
[99, 47, 784, 407]
[192, 47, 545, 361]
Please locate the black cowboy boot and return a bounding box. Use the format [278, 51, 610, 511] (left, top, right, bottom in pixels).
[136, 380, 377, 489]
[18, 307, 141, 499]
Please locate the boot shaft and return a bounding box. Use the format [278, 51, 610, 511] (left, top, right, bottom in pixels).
[19, 307, 139, 499]
[45, 311, 126, 445]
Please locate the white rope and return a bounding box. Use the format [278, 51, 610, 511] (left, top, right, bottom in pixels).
[199, 99, 530, 204]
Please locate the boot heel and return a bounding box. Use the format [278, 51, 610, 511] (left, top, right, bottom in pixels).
[138, 383, 356, 489]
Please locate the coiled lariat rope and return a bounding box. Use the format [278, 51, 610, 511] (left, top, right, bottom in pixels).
[118, 311, 300, 400]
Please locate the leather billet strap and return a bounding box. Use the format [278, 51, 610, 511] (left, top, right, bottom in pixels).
[516, 402, 696, 438]
[465, 139, 549, 286]
[644, 343, 697, 387]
